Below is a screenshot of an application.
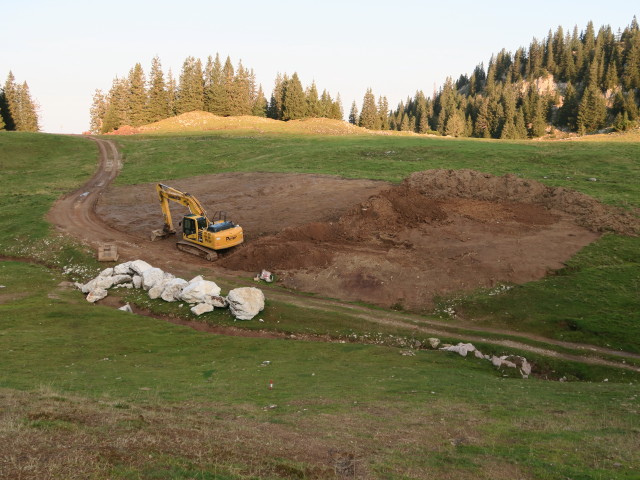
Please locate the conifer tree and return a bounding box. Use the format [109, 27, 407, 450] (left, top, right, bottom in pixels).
[127, 63, 147, 127]
[89, 89, 107, 134]
[167, 69, 177, 116]
[557, 82, 579, 130]
[0, 111, 4, 130]
[378, 96, 389, 130]
[348, 101, 358, 125]
[176, 56, 204, 114]
[330, 94, 343, 120]
[358, 88, 379, 129]
[252, 85, 268, 117]
[282, 72, 306, 121]
[101, 77, 130, 133]
[207, 54, 227, 115]
[232, 62, 252, 115]
[577, 81, 607, 133]
[445, 108, 465, 136]
[147, 56, 171, 123]
[1, 72, 17, 130]
[267, 73, 288, 120]
[305, 81, 321, 117]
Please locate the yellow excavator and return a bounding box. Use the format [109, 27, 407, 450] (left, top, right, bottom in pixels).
[150, 183, 244, 261]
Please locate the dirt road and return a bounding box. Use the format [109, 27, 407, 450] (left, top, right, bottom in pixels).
[46, 137, 640, 372]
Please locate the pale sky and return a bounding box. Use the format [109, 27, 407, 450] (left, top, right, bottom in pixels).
[2, 1, 638, 133]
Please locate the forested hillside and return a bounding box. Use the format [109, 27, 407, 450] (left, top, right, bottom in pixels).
[385, 17, 640, 137]
[90, 54, 343, 134]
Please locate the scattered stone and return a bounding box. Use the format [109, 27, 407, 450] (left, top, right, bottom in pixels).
[400, 350, 416, 356]
[118, 303, 133, 313]
[191, 303, 214, 316]
[428, 338, 441, 349]
[86, 288, 108, 303]
[440, 342, 476, 357]
[227, 287, 265, 320]
[180, 279, 222, 304]
[587, 177, 597, 182]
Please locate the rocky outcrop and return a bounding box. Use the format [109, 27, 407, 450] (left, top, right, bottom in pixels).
[437, 341, 532, 379]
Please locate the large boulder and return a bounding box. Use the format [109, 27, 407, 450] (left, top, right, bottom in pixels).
[141, 267, 165, 291]
[86, 288, 108, 303]
[114, 261, 132, 275]
[161, 278, 188, 302]
[180, 279, 222, 304]
[227, 287, 265, 320]
[129, 260, 154, 276]
[191, 303, 214, 316]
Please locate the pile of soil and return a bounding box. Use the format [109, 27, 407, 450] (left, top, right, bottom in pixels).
[97, 169, 638, 311]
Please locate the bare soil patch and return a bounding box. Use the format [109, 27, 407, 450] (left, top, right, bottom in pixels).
[96, 170, 638, 311]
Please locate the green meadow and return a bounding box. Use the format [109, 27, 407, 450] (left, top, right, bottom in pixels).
[0, 130, 639, 479]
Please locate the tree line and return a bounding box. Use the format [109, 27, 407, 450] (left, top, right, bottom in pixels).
[90, 54, 343, 133]
[0, 72, 39, 132]
[358, 17, 640, 138]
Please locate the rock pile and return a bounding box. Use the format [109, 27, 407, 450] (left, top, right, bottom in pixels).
[439, 341, 532, 378]
[75, 260, 265, 320]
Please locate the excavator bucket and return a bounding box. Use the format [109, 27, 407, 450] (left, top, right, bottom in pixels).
[98, 243, 119, 262]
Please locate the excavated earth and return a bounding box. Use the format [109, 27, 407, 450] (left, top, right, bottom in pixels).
[97, 169, 638, 311]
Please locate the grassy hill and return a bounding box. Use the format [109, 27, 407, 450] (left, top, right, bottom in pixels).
[0, 129, 639, 479]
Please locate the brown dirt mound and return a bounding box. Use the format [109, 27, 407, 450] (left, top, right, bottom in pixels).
[406, 169, 639, 235]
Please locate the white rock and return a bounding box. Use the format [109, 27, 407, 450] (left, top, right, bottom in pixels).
[227, 287, 265, 320]
[440, 343, 476, 357]
[428, 338, 441, 349]
[132, 275, 142, 289]
[188, 275, 204, 284]
[191, 303, 214, 316]
[129, 260, 154, 276]
[114, 261, 132, 275]
[86, 288, 108, 303]
[148, 282, 166, 300]
[99, 267, 114, 277]
[209, 295, 228, 308]
[180, 279, 222, 304]
[118, 303, 133, 313]
[161, 278, 188, 302]
[474, 349, 485, 359]
[111, 274, 132, 285]
[141, 267, 165, 290]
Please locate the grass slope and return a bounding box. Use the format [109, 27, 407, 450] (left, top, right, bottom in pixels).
[1, 261, 638, 479]
[0, 131, 639, 478]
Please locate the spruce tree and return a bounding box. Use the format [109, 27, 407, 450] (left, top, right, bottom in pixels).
[577, 81, 607, 133]
[0, 111, 4, 130]
[319, 90, 332, 118]
[348, 101, 358, 125]
[305, 81, 321, 117]
[252, 85, 268, 117]
[208, 54, 227, 115]
[89, 89, 107, 134]
[147, 56, 171, 123]
[378, 96, 389, 130]
[358, 88, 379, 129]
[1, 72, 17, 130]
[176, 56, 204, 114]
[127, 63, 147, 126]
[101, 77, 130, 133]
[232, 62, 252, 115]
[220, 56, 235, 116]
[282, 72, 306, 120]
[557, 82, 579, 130]
[330, 94, 343, 120]
[167, 69, 177, 116]
[267, 73, 287, 120]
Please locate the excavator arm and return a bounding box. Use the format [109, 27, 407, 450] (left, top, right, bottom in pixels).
[155, 183, 209, 235]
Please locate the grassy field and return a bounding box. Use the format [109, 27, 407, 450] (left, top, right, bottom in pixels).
[0, 130, 639, 478]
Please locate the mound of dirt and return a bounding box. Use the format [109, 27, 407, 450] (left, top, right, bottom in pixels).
[406, 169, 639, 235]
[104, 111, 371, 136]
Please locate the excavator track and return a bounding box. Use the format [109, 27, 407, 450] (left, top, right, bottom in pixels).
[176, 240, 218, 261]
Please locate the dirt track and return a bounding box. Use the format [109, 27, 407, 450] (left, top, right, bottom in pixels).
[46, 137, 640, 371]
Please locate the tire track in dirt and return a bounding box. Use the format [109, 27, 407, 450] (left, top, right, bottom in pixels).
[44, 137, 640, 373]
